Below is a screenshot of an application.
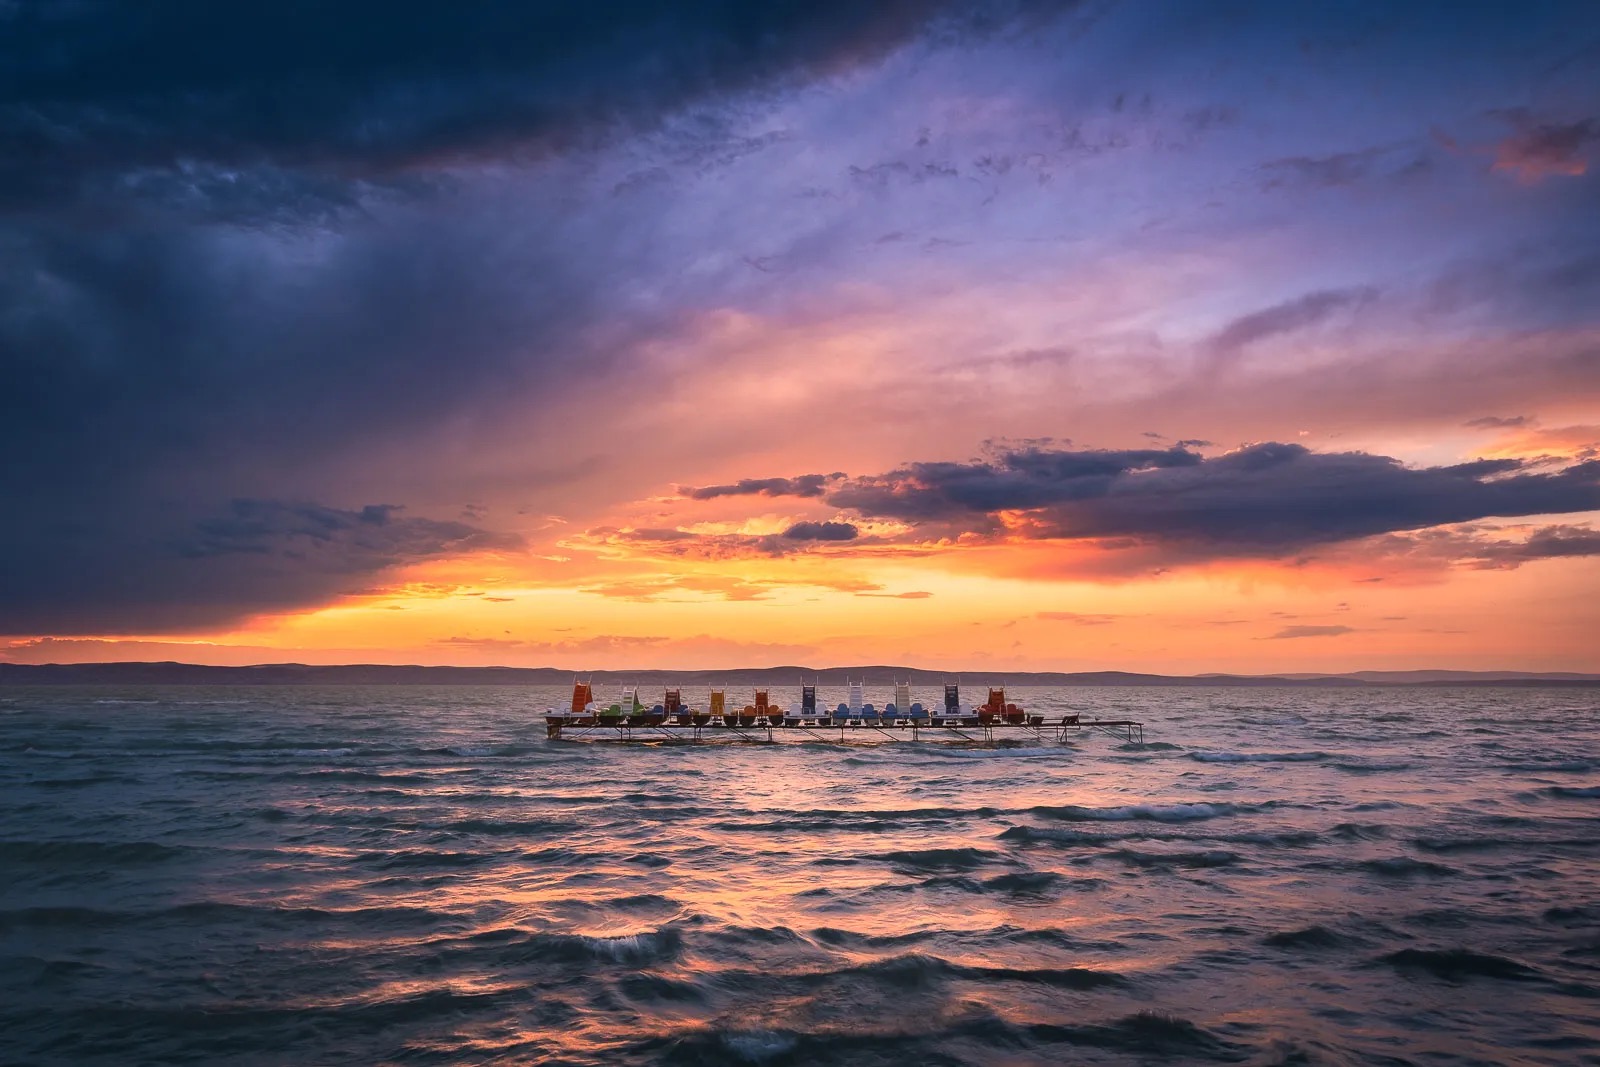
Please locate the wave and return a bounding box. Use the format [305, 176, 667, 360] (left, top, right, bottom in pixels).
[1027, 1011, 1246, 1059]
[409, 743, 556, 760]
[518, 792, 616, 806]
[922, 745, 1068, 760]
[958, 961, 1128, 990]
[1412, 836, 1515, 853]
[999, 825, 1121, 845]
[26, 773, 139, 788]
[1379, 948, 1539, 982]
[72, 985, 523, 1038]
[1189, 750, 1327, 763]
[607, 893, 683, 912]
[873, 846, 1004, 872]
[6, 684, 1597, 1067]
[270, 769, 437, 785]
[709, 805, 991, 835]
[999, 822, 1315, 851]
[0, 900, 460, 934]
[1408, 834, 1599, 854]
[917, 874, 987, 893]
[1331, 759, 1414, 773]
[452, 925, 686, 967]
[770, 952, 1130, 993]
[1220, 830, 1321, 848]
[579, 929, 683, 963]
[619, 972, 707, 1005]
[355, 848, 505, 870]
[1541, 785, 1600, 799]
[1263, 925, 1350, 950]
[1357, 857, 1457, 877]
[436, 816, 584, 837]
[1234, 713, 1309, 726]
[982, 870, 1064, 893]
[810, 926, 941, 951]
[0, 840, 190, 865]
[1501, 761, 1594, 773]
[1104, 848, 1240, 869]
[1029, 801, 1253, 822]
[8, 955, 108, 992]
[639, 1010, 1237, 1066]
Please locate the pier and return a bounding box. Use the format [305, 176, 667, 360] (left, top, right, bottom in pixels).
[544, 680, 1144, 745]
[543, 717, 1144, 745]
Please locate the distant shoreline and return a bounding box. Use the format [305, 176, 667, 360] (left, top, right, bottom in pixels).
[2, 662, 1597, 687]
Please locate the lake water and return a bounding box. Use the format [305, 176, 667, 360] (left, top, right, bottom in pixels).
[2, 684, 1597, 1065]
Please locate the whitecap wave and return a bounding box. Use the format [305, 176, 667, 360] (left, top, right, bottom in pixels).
[1032, 801, 1247, 822]
[1190, 751, 1327, 763]
[721, 1030, 799, 1061]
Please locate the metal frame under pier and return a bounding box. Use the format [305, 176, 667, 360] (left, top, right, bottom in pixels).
[544, 718, 1145, 744]
[1056, 717, 1144, 744]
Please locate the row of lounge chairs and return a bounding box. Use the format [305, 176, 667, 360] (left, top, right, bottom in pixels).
[548, 681, 1052, 729]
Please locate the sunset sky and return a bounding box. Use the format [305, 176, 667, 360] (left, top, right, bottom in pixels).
[3, 2, 1598, 673]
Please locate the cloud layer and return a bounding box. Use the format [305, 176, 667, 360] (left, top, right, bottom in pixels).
[3, 1, 1597, 657]
[671, 442, 1600, 567]
[0, 2, 1013, 634]
[2, 2, 1007, 219]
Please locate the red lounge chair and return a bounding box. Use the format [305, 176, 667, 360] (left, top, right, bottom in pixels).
[979, 688, 1006, 725]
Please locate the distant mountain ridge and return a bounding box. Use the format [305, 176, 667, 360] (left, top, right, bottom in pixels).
[1, 662, 1596, 687]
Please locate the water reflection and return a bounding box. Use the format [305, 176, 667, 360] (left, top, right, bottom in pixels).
[0, 684, 1596, 1063]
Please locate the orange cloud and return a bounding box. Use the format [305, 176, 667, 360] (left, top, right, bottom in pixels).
[1490, 115, 1596, 183]
[1480, 423, 1600, 463]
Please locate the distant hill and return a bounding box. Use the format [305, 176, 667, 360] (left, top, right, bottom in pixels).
[1278, 669, 1600, 683]
[1, 662, 1597, 687]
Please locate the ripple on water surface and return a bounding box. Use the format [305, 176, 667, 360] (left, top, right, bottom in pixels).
[0, 683, 1597, 1065]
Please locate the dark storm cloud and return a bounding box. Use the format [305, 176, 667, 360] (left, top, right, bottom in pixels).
[1206, 287, 1379, 358]
[609, 528, 699, 543]
[0, 0, 1026, 219]
[782, 521, 858, 541]
[827, 446, 1202, 519]
[1, 1, 1039, 635]
[1, 499, 521, 635]
[180, 499, 521, 562]
[1356, 523, 1600, 573]
[587, 521, 865, 559]
[0, 206, 612, 634]
[710, 443, 1600, 561]
[1515, 525, 1600, 559]
[880, 443, 1599, 546]
[1461, 525, 1600, 567]
[680, 474, 842, 500]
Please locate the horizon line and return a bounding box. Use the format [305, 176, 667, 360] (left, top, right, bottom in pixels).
[2, 660, 1597, 684]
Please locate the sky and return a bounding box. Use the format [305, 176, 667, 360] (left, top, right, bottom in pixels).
[3, 1, 1599, 674]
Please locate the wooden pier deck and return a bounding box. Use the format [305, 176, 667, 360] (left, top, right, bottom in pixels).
[544, 716, 1144, 745]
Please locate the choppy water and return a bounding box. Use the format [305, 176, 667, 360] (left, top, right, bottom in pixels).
[2, 684, 1598, 1066]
